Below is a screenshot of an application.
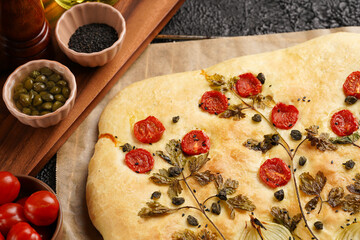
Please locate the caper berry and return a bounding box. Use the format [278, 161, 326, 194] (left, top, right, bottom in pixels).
[31, 110, 40, 116]
[40, 67, 53, 76]
[274, 189, 284, 201]
[40, 91, 54, 102]
[62, 87, 70, 98]
[40, 111, 51, 115]
[345, 96, 357, 105]
[216, 189, 227, 200]
[29, 90, 37, 100]
[187, 215, 199, 226]
[33, 82, 46, 92]
[290, 130, 302, 141]
[168, 166, 182, 177]
[52, 101, 63, 112]
[41, 102, 53, 110]
[211, 202, 221, 215]
[19, 94, 31, 107]
[29, 70, 41, 78]
[150, 191, 161, 200]
[57, 80, 68, 87]
[46, 81, 56, 90]
[343, 159, 355, 170]
[256, 72, 266, 84]
[172, 197, 185, 206]
[14, 83, 25, 92]
[35, 75, 47, 83]
[21, 108, 31, 115]
[50, 86, 61, 94]
[32, 95, 43, 106]
[15, 101, 23, 110]
[48, 73, 62, 82]
[252, 114, 262, 122]
[55, 94, 66, 102]
[24, 78, 34, 90]
[314, 221, 323, 230]
[299, 156, 307, 166]
[172, 116, 180, 123]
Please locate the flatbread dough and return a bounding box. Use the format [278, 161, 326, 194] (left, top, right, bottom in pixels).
[86, 32, 360, 239]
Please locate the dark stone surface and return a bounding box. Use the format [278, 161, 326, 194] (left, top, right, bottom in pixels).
[36, 0, 360, 190]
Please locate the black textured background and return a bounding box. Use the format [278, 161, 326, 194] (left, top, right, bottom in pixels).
[37, 0, 360, 190]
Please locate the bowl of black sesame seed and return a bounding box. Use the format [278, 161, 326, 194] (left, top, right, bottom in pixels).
[55, 2, 126, 67]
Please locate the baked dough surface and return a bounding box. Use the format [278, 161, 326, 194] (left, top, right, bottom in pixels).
[86, 32, 360, 239]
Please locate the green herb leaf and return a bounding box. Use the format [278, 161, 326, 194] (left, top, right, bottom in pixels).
[342, 194, 360, 214]
[168, 179, 183, 199]
[157, 139, 187, 167]
[196, 229, 219, 240]
[227, 194, 256, 212]
[215, 174, 239, 195]
[305, 196, 320, 212]
[249, 94, 276, 109]
[192, 170, 215, 186]
[219, 104, 246, 120]
[188, 152, 210, 173]
[243, 134, 280, 153]
[138, 201, 175, 218]
[270, 206, 302, 232]
[327, 187, 344, 208]
[346, 174, 360, 195]
[299, 171, 327, 196]
[330, 132, 360, 144]
[150, 169, 174, 185]
[305, 125, 337, 151]
[172, 229, 196, 240]
[203, 72, 229, 92]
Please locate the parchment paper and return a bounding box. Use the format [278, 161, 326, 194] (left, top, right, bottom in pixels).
[56, 27, 360, 239]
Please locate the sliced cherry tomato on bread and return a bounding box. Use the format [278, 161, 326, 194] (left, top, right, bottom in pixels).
[6, 222, 41, 240]
[330, 109, 359, 136]
[343, 71, 360, 99]
[271, 103, 299, 129]
[0, 171, 20, 205]
[181, 130, 210, 155]
[0, 203, 27, 236]
[259, 158, 291, 188]
[200, 91, 228, 114]
[235, 73, 262, 98]
[125, 148, 154, 173]
[134, 116, 165, 143]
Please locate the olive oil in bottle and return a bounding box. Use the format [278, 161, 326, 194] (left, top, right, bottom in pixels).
[54, 0, 118, 10]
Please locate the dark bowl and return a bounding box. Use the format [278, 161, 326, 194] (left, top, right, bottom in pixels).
[16, 175, 63, 240]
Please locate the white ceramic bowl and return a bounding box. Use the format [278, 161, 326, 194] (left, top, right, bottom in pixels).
[55, 2, 126, 67]
[2, 59, 77, 128]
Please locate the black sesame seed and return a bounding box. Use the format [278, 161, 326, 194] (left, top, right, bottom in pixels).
[182, 213, 185, 217]
[135, 162, 139, 165]
[297, 98, 301, 101]
[331, 160, 334, 164]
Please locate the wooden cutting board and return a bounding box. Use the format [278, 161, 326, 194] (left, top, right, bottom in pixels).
[0, 0, 185, 175]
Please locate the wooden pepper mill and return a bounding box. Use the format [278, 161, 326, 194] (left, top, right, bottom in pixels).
[0, 0, 52, 71]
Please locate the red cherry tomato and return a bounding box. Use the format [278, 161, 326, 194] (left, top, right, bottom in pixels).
[24, 191, 59, 226]
[343, 71, 360, 99]
[235, 73, 262, 98]
[330, 109, 359, 136]
[0, 172, 20, 205]
[200, 91, 228, 114]
[259, 158, 291, 188]
[271, 102, 299, 129]
[6, 222, 41, 240]
[181, 130, 210, 155]
[125, 148, 154, 173]
[0, 203, 27, 236]
[15, 198, 28, 207]
[0, 232, 4, 240]
[134, 116, 165, 143]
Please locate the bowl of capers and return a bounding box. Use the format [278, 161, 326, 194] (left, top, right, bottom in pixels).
[2, 59, 77, 128]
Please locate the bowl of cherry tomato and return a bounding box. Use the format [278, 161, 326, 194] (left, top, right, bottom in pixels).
[0, 172, 62, 240]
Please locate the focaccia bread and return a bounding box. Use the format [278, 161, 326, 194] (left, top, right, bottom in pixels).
[86, 32, 360, 240]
